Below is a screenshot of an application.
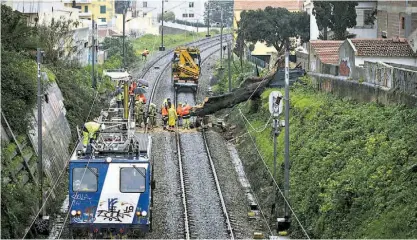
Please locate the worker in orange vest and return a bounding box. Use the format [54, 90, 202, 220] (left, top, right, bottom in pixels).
[142, 48, 150, 61]
[129, 81, 137, 95]
[135, 93, 147, 104]
[161, 99, 169, 130]
[182, 102, 192, 129]
[176, 102, 183, 127]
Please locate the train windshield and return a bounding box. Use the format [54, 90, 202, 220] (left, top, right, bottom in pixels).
[72, 167, 98, 192]
[120, 167, 146, 193]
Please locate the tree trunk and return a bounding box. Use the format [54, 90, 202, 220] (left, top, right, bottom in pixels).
[323, 26, 328, 40]
[193, 71, 276, 116]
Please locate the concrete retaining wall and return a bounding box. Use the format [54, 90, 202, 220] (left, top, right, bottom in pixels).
[308, 72, 417, 108]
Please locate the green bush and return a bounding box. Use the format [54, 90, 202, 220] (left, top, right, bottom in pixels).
[1, 51, 38, 134]
[233, 86, 417, 238]
[212, 58, 256, 94]
[101, 37, 137, 66]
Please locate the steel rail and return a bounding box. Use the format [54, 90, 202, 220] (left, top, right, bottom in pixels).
[201, 130, 235, 239]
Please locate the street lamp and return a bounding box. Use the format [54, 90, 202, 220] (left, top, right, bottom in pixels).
[159, 0, 167, 51]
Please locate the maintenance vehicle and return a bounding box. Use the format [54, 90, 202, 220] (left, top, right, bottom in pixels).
[171, 46, 201, 92]
[68, 79, 154, 238]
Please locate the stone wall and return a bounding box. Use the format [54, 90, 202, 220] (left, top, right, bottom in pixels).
[364, 61, 417, 96]
[1, 77, 72, 188]
[308, 72, 417, 108]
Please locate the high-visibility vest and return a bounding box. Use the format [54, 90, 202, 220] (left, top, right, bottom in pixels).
[182, 105, 191, 116]
[136, 94, 146, 103]
[84, 122, 100, 138]
[129, 82, 137, 95]
[161, 106, 168, 116]
[177, 105, 183, 117]
[116, 92, 123, 101]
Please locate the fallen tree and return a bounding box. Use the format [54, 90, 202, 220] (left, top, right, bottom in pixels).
[193, 69, 277, 116]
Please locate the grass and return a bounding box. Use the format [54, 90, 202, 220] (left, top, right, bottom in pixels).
[230, 84, 417, 239]
[132, 30, 221, 56]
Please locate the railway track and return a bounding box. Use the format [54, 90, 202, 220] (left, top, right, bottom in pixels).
[49, 35, 229, 240]
[173, 91, 235, 239]
[140, 33, 235, 238]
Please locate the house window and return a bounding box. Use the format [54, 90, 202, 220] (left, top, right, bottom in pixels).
[189, 2, 194, 8]
[189, 13, 194, 18]
[183, 13, 188, 17]
[143, 1, 147, 7]
[84, 6, 88, 12]
[99, 18, 106, 22]
[355, 9, 374, 28]
[100, 5, 106, 13]
[401, 17, 405, 29]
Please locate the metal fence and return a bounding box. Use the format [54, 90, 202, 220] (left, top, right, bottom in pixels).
[246, 53, 267, 68]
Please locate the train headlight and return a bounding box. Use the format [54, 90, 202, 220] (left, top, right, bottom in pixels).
[136, 211, 141, 216]
[141, 211, 147, 216]
[71, 210, 76, 216]
[77, 210, 82, 215]
[106, 157, 112, 163]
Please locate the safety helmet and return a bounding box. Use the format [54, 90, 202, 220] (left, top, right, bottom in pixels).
[100, 124, 106, 130]
[178, 102, 183, 106]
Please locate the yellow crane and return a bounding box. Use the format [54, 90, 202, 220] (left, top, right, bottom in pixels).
[171, 46, 201, 92]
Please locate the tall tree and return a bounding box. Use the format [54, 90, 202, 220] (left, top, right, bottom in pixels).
[204, 0, 233, 27]
[313, 1, 358, 40]
[157, 11, 175, 22]
[36, 16, 80, 65]
[239, 7, 310, 54]
[1, 5, 38, 52]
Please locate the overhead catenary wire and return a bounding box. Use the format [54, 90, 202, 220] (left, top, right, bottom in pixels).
[22, 91, 100, 240]
[238, 109, 310, 239]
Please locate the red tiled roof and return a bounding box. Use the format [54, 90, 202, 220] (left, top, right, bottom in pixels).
[310, 40, 344, 64]
[98, 29, 108, 38]
[349, 38, 415, 57]
[234, 0, 303, 11]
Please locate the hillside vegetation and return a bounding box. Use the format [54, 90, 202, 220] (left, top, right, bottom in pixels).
[228, 82, 417, 238]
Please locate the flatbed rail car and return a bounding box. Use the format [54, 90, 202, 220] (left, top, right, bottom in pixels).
[68, 108, 154, 238]
[172, 46, 201, 92]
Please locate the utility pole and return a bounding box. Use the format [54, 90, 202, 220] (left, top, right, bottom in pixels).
[206, 1, 211, 37]
[159, 0, 165, 51]
[284, 43, 290, 219]
[219, 8, 224, 69]
[91, 18, 96, 89]
[123, 10, 126, 68]
[37, 48, 45, 217]
[227, 42, 231, 92]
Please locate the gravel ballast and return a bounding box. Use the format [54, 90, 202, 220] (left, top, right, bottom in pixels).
[180, 132, 229, 239]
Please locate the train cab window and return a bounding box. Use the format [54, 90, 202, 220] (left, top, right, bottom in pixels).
[72, 167, 98, 192]
[120, 167, 146, 193]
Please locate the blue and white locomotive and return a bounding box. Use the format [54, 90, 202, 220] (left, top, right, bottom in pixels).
[68, 108, 154, 238]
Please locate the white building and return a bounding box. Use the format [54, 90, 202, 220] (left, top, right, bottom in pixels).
[136, 0, 207, 25]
